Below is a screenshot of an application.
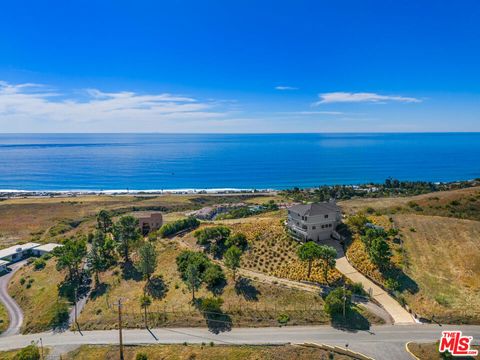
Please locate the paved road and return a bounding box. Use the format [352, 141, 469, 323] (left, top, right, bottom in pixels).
[0, 260, 26, 337]
[0, 324, 479, 359]
[324, 239, 415, 325]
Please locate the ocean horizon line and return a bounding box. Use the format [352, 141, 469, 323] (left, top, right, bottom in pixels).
[1, 131, 480, 135]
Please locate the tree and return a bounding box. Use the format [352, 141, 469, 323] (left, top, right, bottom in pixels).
[176, 250, 210, 279]
[225, 233, 248, 250]
[297, 241, 321, 278]
[194, 226, 231, 255]
[324, 287, 352, 317]
[139, 294, 152, 329]
[97, 210, 113, 233]
[53, 238, 87, 282]
[318, 245, 337, 284]
[137, 242, 158, 284]
[92, 229, 116, 262]
[347, 214, 370, 234]
[369, 237, 392, 270]
[185, 264, 201, 302]
[158, 217, 200, 238]
[87, 240, 105, 287]
[224, 246, 242, 282]
[203, 264, 226, 289]
[113, 215, 141, 263]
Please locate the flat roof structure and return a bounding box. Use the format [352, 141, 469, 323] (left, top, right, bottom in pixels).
[33, 243, 62, 253]
[0, 242, 41, 260]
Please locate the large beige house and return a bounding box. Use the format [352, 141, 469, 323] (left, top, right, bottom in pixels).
[286, 202, 341, 242]
[133, 212, 163, 235]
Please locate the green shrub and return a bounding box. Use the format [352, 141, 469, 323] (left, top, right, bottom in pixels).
[158, 217, 199, 238]
[277, 313, 290, 325]
[33, 258, 46, 270]
[49, 301, 70, 328]
[385, 278, 400, 292]
[13, 344, 40, 360]
[136, 353, 148, 360]
[148, 231, 158, 241]
[350, 282, 365, 296]
[19, 277, 26, 285]
[200, 297, 224, 313]
[324, 287, 352, 316]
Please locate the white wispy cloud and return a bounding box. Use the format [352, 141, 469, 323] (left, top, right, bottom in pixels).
[275, 85, 298, 91]
[288, 111, 344, 115]
[0, 81, 227, 127]
[314, 92, 422, 105]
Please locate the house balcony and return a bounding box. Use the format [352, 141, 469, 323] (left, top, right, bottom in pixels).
[286, 222, 308, 241]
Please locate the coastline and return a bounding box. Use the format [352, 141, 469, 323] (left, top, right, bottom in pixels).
[0, 188, 277, 198]
[1, 177, 478, 199]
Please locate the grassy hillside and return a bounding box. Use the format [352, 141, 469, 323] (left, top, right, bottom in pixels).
[345, 212, 480, 323]
[0, 303, 8, 334]
[8, 259, 70, 333]
[407, 342, 480, 360]
[64, 344, 356, 360]
[77, 239, 329, 330]
[0, 193, 279, 247]
[394, 214, 480, 323]
[340, 186, 480, 220]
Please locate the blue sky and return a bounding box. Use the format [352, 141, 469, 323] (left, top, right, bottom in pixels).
[0, 1, 479, 132]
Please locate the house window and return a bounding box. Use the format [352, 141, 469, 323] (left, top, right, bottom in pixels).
[324, 214, 329, 218]
[312, 226, 316, 230]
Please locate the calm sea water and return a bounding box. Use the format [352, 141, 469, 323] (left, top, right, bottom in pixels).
[0, 133, 479, 191]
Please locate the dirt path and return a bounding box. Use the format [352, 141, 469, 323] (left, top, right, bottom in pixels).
[0, 260, 27, 336]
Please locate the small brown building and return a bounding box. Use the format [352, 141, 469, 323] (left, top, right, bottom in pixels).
[133, 212, 163, 235]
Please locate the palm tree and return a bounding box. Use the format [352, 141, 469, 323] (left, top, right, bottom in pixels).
[318, 245, 337, 284]
[297, 241, 321, 278]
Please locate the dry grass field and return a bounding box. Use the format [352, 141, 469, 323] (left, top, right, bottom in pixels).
[345, 212, 480, 323]
[0, 193, 278, 247]
[0, 303, 8, 334]
[394, 214, 480, 323]
[8, 259, 69, 333]
[340, 186, 480, 220]
[77, 239, 329, 331]
[407, 342, 480, 360]
[63, 344, 356, 360]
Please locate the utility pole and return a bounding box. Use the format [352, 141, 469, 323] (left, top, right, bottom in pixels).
[39, 337, 44, 360]
[343, 284, 346, 322]
[74, 287, 78, 327]
[118, 298, 124, 360]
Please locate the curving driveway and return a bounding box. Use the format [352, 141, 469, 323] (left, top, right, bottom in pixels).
[0, 260, 26, 336]
[323, 239, 415, 324]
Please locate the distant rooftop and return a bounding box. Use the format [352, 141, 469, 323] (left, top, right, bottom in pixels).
[130, 212, 163, 219]
[34, 243, 63, 252]
[0, 242, 41, 259]
[288, 202, 340, 216]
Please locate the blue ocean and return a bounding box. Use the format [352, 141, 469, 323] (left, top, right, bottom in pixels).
[0, 133, 479, 191]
